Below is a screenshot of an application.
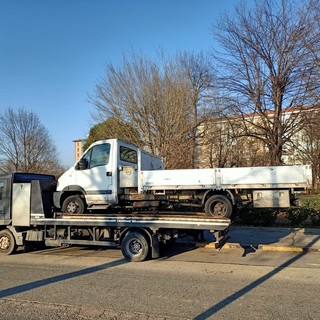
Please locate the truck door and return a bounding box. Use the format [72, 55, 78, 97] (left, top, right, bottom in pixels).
[76, 142, 115, 205]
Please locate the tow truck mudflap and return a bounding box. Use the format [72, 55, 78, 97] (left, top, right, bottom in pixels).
[151, 233, 160, 259]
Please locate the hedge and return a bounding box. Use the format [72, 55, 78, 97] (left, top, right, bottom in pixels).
[237, 195, 320, 227]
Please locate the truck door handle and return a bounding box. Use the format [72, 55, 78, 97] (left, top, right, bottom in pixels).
[106, 172, 112, 176]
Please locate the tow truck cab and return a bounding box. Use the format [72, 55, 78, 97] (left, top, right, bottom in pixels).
[0, 173, 56, 226]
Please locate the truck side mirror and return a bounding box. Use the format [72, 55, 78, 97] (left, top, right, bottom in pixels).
[76, 159, 88, 170]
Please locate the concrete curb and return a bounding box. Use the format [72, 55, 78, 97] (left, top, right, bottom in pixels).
[198, 241, 320, 253]
[228, 226, 320, 234]
[194, 226, 320, 253]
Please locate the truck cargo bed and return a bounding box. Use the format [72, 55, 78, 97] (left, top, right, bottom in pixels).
[141, 165, 312, 190]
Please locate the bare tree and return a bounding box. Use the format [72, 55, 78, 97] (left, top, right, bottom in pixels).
[212, 0, 320, 165]
[294, 107, 320, 188]
[89, 50, 217, 169]
[0, 107, 63, 176]
[177, 51, 215, 167]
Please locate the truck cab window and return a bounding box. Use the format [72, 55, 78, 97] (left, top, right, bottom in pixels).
[76, 143, 110, 170]
[120, 146, 137, 164]
[90, 143, 110, 168]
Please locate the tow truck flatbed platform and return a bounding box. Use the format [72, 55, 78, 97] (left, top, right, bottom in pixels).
[31, 212, 230, 231]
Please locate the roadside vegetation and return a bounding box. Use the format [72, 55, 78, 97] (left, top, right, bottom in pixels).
[0, 107, 65, 178]
[237, 194, 320, 228]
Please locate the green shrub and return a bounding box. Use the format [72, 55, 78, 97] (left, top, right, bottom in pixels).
[301, 194, 320, 212]
[237, 194, 320, 227]
[296, 194, 320, 227]
[310, 211, 320, 226]
[238, 206, 278, 227]
[286, 207, 313, 227]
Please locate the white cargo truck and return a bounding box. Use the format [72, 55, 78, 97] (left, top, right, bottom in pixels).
[54, 139, 312, 218]
[0, 173, 230, 261]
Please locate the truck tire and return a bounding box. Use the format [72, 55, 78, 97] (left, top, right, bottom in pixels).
[62, 195, 85, 214]
[205, 195, 233, 218]
[121, 231, 149, 262]
[0, 229, 17, 255]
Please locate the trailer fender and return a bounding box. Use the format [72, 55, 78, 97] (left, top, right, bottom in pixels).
[54, 186, 86, 210]
[202, 189, 235, 206]
[7, 226, 24, 246]
[225, 190, 236, 205]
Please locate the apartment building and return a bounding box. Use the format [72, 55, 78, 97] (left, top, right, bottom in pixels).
[73, 139, 87, 162]
[196, 106, 320, 169]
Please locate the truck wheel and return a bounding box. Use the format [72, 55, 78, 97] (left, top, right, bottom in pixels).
[121, 231, 149, 262]
[62, 195, 85, 214]
[205, 195, 232, 218]
[0, 229, 17, 255]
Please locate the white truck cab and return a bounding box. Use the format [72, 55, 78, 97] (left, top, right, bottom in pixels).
[54, 139, 163, 213]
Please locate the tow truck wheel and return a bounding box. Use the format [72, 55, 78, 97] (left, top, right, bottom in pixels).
[205, 195, 232, 218]
[62, 195, 86, 214]
[121, 231, 149, 262]
[0, 229, 17, 255]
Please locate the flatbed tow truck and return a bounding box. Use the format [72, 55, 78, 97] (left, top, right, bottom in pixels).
[0, 173, 230, 261]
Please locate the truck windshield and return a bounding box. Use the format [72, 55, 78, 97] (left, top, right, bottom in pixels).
[81, 143, 111, 169]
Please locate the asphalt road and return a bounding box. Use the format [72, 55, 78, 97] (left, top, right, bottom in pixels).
[0, 244, 319, 320]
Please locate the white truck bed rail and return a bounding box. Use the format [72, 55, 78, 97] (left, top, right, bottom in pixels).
[140, 165, 312, 191]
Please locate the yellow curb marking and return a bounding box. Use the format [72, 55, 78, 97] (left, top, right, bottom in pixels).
[259, 245, 303, 252]
[201, 242, 306, 252]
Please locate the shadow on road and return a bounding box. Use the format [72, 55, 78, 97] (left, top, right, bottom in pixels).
[157, 233, 203, 260]
[159, 243, 198, 259]
[194, 235, 320, 320]
[0, 258, 127, 299]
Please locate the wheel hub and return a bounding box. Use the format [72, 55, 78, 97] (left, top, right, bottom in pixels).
[67, 201, 79, 213]
[0, 236, 9, 250]
[214, 202, 226, 215]
[129, 240, 142, 254]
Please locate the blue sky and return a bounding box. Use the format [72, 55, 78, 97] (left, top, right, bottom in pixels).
[0, 0, 251, 167]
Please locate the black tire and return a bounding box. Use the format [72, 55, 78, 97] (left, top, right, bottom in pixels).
[121, 231, 149, 262]
[0, 229, 17, 255]
[62, 195, 86, 214]
[204, 195, 233, 218]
